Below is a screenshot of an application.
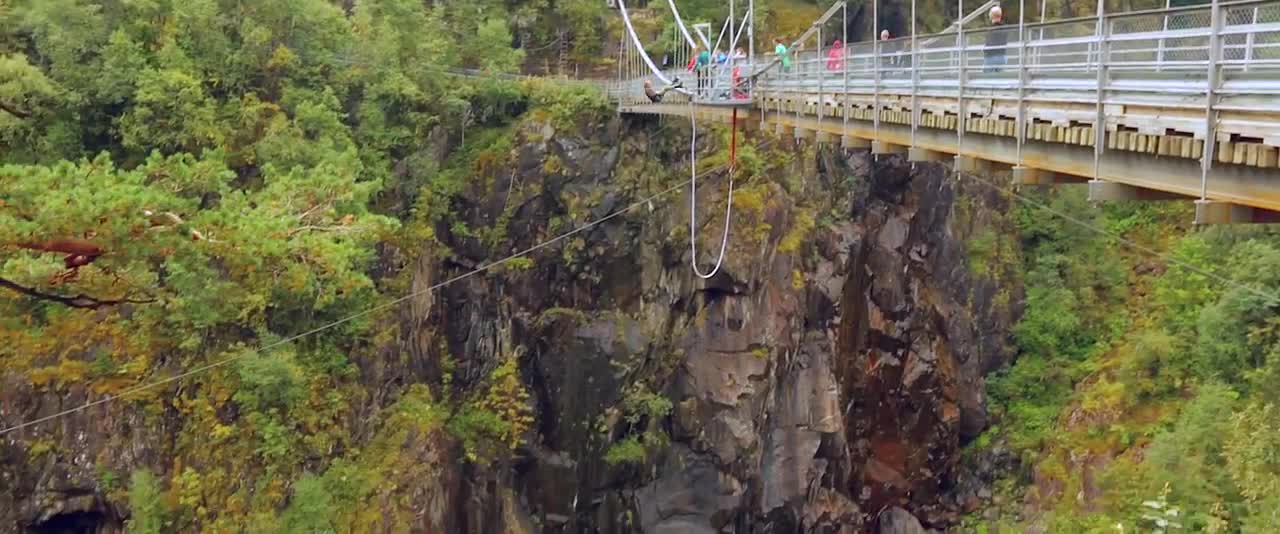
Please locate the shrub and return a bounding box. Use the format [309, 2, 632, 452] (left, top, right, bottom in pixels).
[127, 469, 166, 534]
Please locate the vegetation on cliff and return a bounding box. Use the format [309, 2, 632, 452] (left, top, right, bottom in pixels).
[0, 0, 599, 529]
[975, 189, 1280, 532]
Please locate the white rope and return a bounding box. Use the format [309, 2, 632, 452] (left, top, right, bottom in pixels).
[667, 0, 706, 49]
[686, 98, 735, 279]
[616, 0, 694, 96]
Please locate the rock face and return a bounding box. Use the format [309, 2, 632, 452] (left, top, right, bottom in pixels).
[0, 115, 1019, 533]
[836, 155, 1021, 528]
[415, 120, 1019, 532]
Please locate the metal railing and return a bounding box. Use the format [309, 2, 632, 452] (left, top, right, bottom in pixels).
[608, 0, 1280, 109]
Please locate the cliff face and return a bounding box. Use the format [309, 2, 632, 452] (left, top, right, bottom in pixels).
[397, 116, 1022, 532]
[0, 115, 1019, 533]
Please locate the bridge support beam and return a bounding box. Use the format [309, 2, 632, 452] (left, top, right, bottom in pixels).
[1012, 166, 1089, 185]
[954, 155, 1010, 174]
[815, 131, 834, 144]
[908, 147, 950, 163]
[843, 135, 871, 149]
[872, 141, 907, 155]
[1088, 180, 1188, 202]
[1194, 201, 1280, 225]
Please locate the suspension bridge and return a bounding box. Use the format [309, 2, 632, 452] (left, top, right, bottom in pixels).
[605, 0, 1280, 224]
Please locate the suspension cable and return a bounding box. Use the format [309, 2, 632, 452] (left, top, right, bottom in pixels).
[616, 0, 694, 95]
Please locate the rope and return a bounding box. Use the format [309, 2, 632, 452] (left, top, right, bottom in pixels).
[0, 136, 764, 437]
[616, 0, 694, 95]
[687, 98, 735, 279]
[666, 0, 705, 49]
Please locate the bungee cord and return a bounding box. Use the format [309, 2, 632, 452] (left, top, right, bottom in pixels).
[616, 0, 694, 95]
[686, 98, 737, 279]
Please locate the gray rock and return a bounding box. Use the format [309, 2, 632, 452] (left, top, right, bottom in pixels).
[880, 506, 928, 534]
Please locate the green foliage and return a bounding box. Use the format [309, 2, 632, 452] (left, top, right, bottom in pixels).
[604, 435, 649, 466]
[1194, 241, 1280, 388]
[280, 474, 336, 534]
[1137, 484, 1186, 532]
[234, 351, 306, 414]
[127, 469, 166, 534]
[446, 355, 534, 464]
[0, 0, 627, 529]
[1144, 382, 1241, 530]
[1224, 402, 1280, 528]
[119, 68, 223, 154]
[966, 229, 998, 277]
[522, 79, 610, 129]
[988, 188, 1280, 530]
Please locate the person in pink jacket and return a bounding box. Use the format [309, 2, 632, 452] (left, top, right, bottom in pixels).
[826, 39, 844, 71]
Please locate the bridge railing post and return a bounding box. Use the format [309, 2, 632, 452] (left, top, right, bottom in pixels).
[1092, 0, 1110, 182]
[1200, 0, 1223, 203]
[843, 1, 850, 138]
[957, 0, 966, 156]
[1156, 0, 1171, 72]
[819, 25, 825, 125]
[1244, 5, 1258, 72]
[1017, 0, 1027, 166]
[911, 0, 919, 151]
[873, 0, 880, 142]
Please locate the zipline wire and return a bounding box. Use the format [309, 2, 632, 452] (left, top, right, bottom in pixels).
[0, 136, 766, 437]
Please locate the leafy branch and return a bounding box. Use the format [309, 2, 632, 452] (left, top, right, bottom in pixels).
[0, 100, 32, 119]
[0, 276, 156, 309]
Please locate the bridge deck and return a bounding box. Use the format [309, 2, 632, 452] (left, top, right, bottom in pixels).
[610, 0, 1280, 219]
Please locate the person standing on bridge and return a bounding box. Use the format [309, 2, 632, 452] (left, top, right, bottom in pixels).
[826, 39, 844, 71]
[775, 40, 791, 72]
[984, 6, 1012, 73]
[689, 45, 711, 95]
[880, 30, 900, 71]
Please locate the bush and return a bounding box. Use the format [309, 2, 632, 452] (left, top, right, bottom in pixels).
[234, 350, 306, 413]
[127, 469, 166, 534]
[280, 474, 336, 534]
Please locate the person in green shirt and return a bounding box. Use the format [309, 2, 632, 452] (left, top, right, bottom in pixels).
[775, 40, 790, 71]
[688, 46, 712, 94]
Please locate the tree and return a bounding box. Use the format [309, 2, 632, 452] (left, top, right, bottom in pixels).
[280, 474, 336, 534]
[1224, 403, 1280, 530]
[127, 469, 166, 534]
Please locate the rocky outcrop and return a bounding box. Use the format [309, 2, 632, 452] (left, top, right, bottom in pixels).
[412, 117, 1019, 532]
[835, 154, 1021, 528]
[0, 112, 1019, 533]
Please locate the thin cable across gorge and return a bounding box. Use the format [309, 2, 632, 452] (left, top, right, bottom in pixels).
[0, 137, 763, 437]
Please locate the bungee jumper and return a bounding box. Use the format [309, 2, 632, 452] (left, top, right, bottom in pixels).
[644, 77, 684, 103]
